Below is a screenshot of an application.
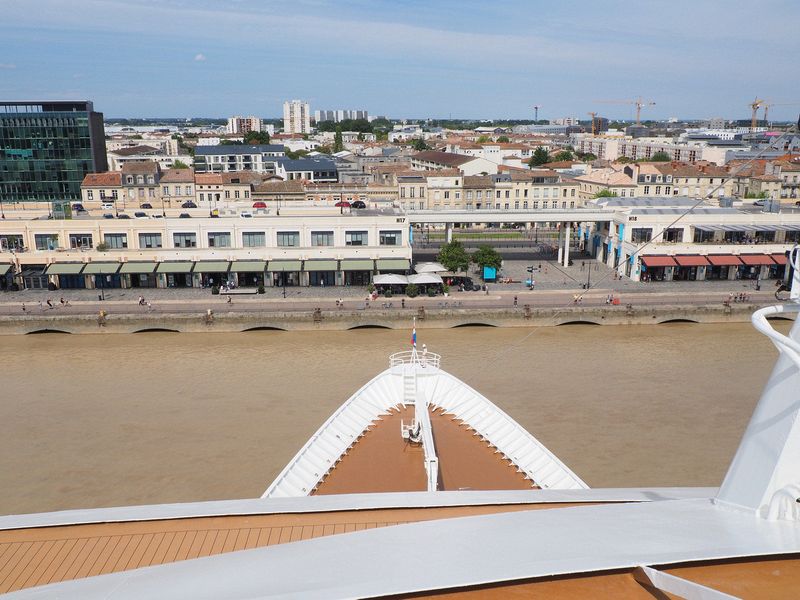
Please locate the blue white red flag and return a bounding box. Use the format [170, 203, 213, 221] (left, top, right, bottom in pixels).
[412, 318, 417, 347]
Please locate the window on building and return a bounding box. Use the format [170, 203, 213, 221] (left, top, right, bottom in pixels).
[104, 233, 127, 249]
[655, 186, 661, 195]
[476, 191, 482, 200]
[542, 201, 548, 209]
[126, 176, 134, 184]
[496, 190, 501, 199]
[225, 190, 230, 199]
[34, 234, 59, 251]
[631, 228, 653, 243]
[163, 186, 169, 196]
[379, 230, 401, 246]
[173, 233, 196, 248]
[242, 232, 265, 247]
[276, 231, 299, 247]
[644, 185, 650, 194]
[311, 231, 334, 246]
[235, 190, 240, 199]
[199, 193, 205, 201]
[138, 233, 163, 249]
[663, 228, 683, 243]
[444, 191, 450, 199]
[148, 188, 155, 198]
[514, 201, 519, 209]
[208, 232, 232, 247]
[147, 176, 154, 184]
[533, 201, 539, 209]
[571, 188, 576, 197]
[524, 188, 528, 197]
[138, 188, 144, 198]
[523, 201, 528, 209]
[69, 234, 93, 249]
[400, 187, 406, 199]
[87, 190, 93, 200]
[137, 176, 144, 184]
[345, 231, 368, 246]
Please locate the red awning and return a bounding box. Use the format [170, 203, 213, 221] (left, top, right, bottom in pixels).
[707, 255, 743, 266]
[641, 256, 677, 267]
[674, 255, 710, 267]
[739, 254, 776, 266]
[771, 253, 788, 265]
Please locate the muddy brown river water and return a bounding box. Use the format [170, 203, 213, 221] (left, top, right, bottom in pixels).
[0, 321, 791, 515]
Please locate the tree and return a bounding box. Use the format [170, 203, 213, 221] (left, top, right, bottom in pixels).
[552, 150, 574, 162]
[172, 159, 190, 169]
[333, 127, 344, 153]
[412, 138, 428, 151]
[575, 151, 597, 161]
[528, 147, 550, 167]
[472, 245, 502, 271]
[477, 135, 491, 143]
[593, 189, 618, 198]
[437, 239, 471, 274]
[615, 156, 633, 164]
[243, 130, 271, 145]
[651, 151, 670, 162]
[496, 135, 510, 143]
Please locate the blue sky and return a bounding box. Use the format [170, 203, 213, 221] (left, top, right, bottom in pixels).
[2, 0, 799, 121]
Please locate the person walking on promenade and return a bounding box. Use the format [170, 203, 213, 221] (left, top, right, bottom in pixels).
[21, 303, 25, 312]
[513, 295, 518, 307]
[227, 296, 232, 305]
[46, 298, 53, 309]
[146, 301, 152, 311]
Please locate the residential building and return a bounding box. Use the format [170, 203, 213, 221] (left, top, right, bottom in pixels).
[410, 151, 498, 176]
[194, 144, 285, 173]
[159, 168, 196, 208]
[195, 172, 262, 207]
[226, 116, 266, 135]
[313, 109, 369, 123]
[0, 100, 107, 203]
[570, 133, 752, 165]
[283, 100, 311, 135]
[80, 172, 122, 206]
[274, 157, 338, 183]
[120, 162, 162, 208]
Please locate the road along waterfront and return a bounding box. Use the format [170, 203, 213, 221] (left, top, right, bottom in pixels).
[0, 320, 790, 515]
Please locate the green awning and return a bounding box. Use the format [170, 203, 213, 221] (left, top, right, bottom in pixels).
[376, 258, 410, 271]
[45, 263, 85, 275]
[193, 261, 230, 273]
[119, 262, 157, 274]
[230, 260, 266, 272]
[304, 260, 338, 272]
[340, 259, 374, 271]
[0, 264, 12, 276]
[157, 261, 194, 274]
[268, 260, 302, 272]
[82, 262, 121, 275]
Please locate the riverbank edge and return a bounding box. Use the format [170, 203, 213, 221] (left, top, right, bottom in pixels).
[0, 302, 792, 335]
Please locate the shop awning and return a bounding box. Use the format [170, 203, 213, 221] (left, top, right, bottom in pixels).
[374, 274, 408, 285]
[44, 263, 85, 275]
[707, 255, 742, 266]
[268, 260, 302, 272]
[739, 254, 775, 266]
[120, 262, 157, 274]
[408, 273, 444, 285]
[771, 253, 788, 265]
[640, 256, 677, 267]
[230, 260, 266, 272]
[304, 260, 337, 271]
[376, 258, 410, 271]
[82, 262, 121, 275]
[340, 259, 374, 271]
[674, 255, 710, 267]
[414, 261, 446, 273]
[693, 225, 723, 232]
[0, 264, 12, 275]
[156, 261, 194, 274]
[193, 261, 230, 273]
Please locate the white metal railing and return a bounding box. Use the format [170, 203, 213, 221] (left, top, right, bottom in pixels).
[415, 389, 439, 492]
[752, 304, 800, 369]
[389, 349, 441, 370]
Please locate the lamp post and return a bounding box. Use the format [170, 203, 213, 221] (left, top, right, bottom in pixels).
[0, 195, 5, 219]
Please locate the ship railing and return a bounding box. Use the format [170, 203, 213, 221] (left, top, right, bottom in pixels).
[389, 349, 441, 370]
[751, 304, 800, 369]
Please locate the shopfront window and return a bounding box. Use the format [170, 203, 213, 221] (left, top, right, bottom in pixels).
[242, 232, 265, 247]
[345, 231, 368, 246]
[379, 230, 401, 246]
[173, 233, 196, 248]
[277, 231, 300, 247]
[208, 232, 231, 247]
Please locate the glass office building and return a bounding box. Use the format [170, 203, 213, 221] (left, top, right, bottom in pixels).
[0, 101, 108, 204]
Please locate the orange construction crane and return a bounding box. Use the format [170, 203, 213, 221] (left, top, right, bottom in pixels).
[749, 98, 764, 130]
[595, 97, 655, 126]
[587, 112, 598, 135]
[763, 102, 800, 125]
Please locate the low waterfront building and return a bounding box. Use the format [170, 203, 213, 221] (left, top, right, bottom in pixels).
[0, 209, 411, 291]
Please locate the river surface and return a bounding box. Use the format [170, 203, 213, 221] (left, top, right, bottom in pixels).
[0, 321, 792, 515]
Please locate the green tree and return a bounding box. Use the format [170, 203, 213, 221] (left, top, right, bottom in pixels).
[472, 245, 503, 271]
[575, 151, 597, 161]
[172, 159, 190, 169]
[593, 189, 618, 198]
[477, 135, 491, 143]
[651, 151, 670, 161]
[412, 138, 428, 151]
[552, 150, 574, 162]
[437, 239, 471, 274]
[496, 135, 510, 143]
[243, 130, 271, 145]
[333, 127, 344, 152]
[528, 147, 550, 167]
[615, 156, 633, 164]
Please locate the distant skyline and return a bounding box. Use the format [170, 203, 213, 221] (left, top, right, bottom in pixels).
[2, 0, 799, 121]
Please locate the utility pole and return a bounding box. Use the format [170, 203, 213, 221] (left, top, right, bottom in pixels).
[533, 105, 541, 122]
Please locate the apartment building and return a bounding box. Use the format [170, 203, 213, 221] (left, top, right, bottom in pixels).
[283, 100, 311, 135]
[194, 144, 285, 173]
[159, 168, 195, 207]
[195, 173, 263, 206]
[226, 116, 265, 135]
[570, 133, 752, 165]
[410, 151, 498, 176]
[274, 158, 338, 183]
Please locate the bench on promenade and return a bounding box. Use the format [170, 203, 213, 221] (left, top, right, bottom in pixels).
[224, 288, 258, 296]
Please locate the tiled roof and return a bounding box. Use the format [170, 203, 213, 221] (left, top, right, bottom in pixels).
[120, 161, 159, 175]
[463, 175, 493, 187]
[253, 180, 306, 194]
[81, 172, 122, 187]
[411, 151, 474, 167]
[160, 168, 194, 183]
[109, 145, 160, 156]
[195, 144, 285, 155]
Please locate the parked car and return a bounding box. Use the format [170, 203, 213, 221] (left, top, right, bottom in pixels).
[117, 213, 131, 219]
[71, 203, 85, 212]
[134, 211, 148, 219]
[179, 213, 192, 218]
[181, 201, 197, 208]
[334, 201, 351, 208]
[100, 202, 114, 210]
[240, 211, 253, 218]
[754, 199, 767, 206]
[102, 213, 115, 219]
[140, 203, 153, 209]
[252, 201, 267, 209]
[351, 200, 366, 209]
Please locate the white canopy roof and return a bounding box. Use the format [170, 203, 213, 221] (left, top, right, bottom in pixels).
[414, 261, 446, 274]
[407, 273, 444, 285]
[373, 274, 409, 285]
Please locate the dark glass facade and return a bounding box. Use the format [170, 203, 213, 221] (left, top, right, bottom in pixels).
[0, 101, 107, 203]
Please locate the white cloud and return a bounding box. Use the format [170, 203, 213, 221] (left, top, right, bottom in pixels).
[0, 63, 16, 69]
[194, 53, 206, 62]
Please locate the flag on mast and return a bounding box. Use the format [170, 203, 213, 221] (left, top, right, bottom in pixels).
[412, 317, 417, 347]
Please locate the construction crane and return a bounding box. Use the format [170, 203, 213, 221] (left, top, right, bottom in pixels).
[587, 112, 598, 135]
[763, 102, 800, 125]
[533, 105, 541, 122]
[595, 97, 656, 126]
[749, 98, 765, 130]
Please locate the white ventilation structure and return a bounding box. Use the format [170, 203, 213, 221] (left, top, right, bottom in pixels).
[263, 348, 586, 498]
